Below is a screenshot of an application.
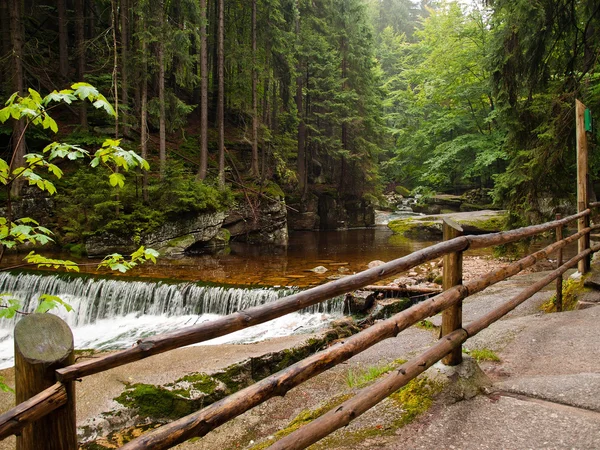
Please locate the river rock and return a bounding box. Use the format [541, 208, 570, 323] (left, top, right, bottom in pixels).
[368, 260, 385, 269]
[309, 266, 328, 274]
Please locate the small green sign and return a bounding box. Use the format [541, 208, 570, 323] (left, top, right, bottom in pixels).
[585, 108, 593, 132]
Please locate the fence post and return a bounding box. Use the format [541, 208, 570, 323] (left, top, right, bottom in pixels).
[441, 218, 463, 365]
[576, 99, 591, 273]
[555, 214, 563, 312]
[14, 314, 76, 450]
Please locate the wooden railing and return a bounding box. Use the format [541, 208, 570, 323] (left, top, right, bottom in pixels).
[0, 206, 598, 449]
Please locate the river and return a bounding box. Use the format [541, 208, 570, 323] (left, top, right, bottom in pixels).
[0, 223, 441, 368]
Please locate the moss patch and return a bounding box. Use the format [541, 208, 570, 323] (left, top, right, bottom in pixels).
[114, 384, 196, 420]
[464, 348, 501, 362]
[415, 319, 439, 332]
[388, 218, 441, 239]
[541, 277, 584, 312]
[389, 376, 444, 427]
[249, 394, 353, 450]
[394, 185, 411, 197]
[457, 214, 507, 233]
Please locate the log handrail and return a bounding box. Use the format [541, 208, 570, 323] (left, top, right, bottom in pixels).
[0, 383, 67, 440]
[0, 209, 596, 444]
[55, 209, 590, 383]
[268, 248, 595, 450]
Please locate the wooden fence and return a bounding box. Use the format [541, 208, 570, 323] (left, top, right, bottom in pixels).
[0, 102, 595, 449]
[0, 207, 598, 449]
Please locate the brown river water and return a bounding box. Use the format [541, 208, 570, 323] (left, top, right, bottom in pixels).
[0, 227, 438, 287]
[0, 225, 577, 287]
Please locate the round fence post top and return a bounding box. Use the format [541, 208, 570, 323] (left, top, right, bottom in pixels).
[14, 313, 74, 364]
[442, 217, 463, 233]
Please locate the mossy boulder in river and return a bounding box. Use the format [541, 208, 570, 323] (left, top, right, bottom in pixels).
[388, 210, 507, 239]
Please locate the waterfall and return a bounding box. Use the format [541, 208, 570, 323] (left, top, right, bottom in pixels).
[0, 272, 343, 368]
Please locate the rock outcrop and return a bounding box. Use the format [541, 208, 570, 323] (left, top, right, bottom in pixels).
[85, 211, 226, 257]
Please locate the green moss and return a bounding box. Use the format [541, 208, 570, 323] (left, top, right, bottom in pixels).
[541, 277, 584, 312]
[415, 319, 439, 331]
[249, 394, 353, 450]
[389, 376, 444, 427]
[464, 348, 501, 362]
[394, 185, 411, 197]
[457, 214, 507, 233]
[346, 363, 396, 388]
[166, 234, 195, 248]
[175, 372, 217, 394]
[388, 218, 441, 238]
[114, 384, 195, 420]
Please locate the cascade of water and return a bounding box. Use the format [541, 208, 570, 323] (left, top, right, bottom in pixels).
[0, 272, 342, 329]
[0, 272, 343, 368]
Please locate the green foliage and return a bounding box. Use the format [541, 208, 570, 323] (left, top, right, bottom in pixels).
[0, 85, 157, 392]
[55, 160, 233, 241]
[346, 363, 396, 388]
[379, 3, 505, 192]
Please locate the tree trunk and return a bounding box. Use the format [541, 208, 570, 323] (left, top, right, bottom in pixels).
[250, 0, 259, 177]
[111, 0, 119, 138]
[158, 1, 167, 179]
[197, 0, 208, 181]
[217, 0, 225, 187]
[120, 0, 129, 136]
[340, 34, 348, 190]
[140, 14, 149, 202]
[75, 0, 87, 128]
[9, 0, 25, 198]
[296, 8, 306, 194]
[57, 0, 69, 80]
[0, 0, 10, 87]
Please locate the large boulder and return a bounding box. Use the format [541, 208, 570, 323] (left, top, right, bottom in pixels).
[287, 193, 320, 231]
[223, 197, 288, 245]
[85, 211, 226, 257]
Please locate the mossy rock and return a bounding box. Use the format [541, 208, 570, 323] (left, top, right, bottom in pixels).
[394, 185, 411, 197]
[114, 384, 198, 420]
[456, 214, 507, 234]
[388, 218, 442, 239]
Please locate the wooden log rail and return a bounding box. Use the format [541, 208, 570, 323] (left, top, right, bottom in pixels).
[0, 209, 596, 444]
[118, 224, 600, 450]
[55, 210, 591, 383]
[267, 247, 597, 450]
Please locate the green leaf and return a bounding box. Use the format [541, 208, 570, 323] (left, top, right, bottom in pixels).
[72, 82, 99, 101]
[36, 294, 73, 313]
[109, 172, 125, 188]
[42, 115, 58, 133]
[92, 99, 115, 116]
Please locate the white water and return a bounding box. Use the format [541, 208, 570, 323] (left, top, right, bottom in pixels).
[0, 272, 343, 369]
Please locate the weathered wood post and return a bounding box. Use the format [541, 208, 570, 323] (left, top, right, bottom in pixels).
[555, 214, 563, 312]
[14, 314, 76, 450]
[576, 99, 590, 273]
[441, 218, 463, 365]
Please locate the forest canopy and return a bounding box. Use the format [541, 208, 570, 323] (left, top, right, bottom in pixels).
[1, 0, 599, 223]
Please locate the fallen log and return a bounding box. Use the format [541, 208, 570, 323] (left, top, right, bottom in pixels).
[362, 285, 442, 294]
